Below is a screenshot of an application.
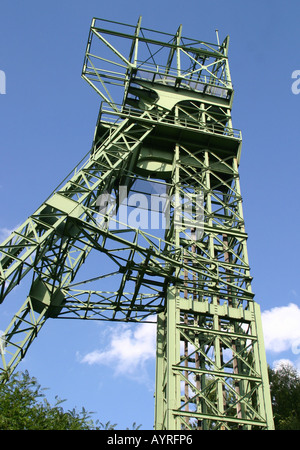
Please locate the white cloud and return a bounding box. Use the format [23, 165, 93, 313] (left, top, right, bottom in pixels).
[261, 303, 300, 353]
[272, 359, 295, 370]
[271, 358, 300, 375]
[80, 322, 156, 384]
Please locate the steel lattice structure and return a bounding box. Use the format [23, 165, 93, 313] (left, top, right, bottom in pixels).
[0, 17, 274, 430]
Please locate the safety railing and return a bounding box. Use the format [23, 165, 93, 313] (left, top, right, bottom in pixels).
[97, 102, 242, 140]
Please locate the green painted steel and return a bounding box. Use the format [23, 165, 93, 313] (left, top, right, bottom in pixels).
[0, 17, 274, 429]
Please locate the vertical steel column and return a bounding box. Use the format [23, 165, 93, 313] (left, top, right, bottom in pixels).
[155, 142, 274, 429]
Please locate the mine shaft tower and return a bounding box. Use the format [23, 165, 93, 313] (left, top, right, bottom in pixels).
[0, 17, 274, 430]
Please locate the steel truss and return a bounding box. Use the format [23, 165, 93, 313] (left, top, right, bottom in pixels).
[0, 17, 274, 429]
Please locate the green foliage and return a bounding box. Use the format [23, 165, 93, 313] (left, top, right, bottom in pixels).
[0, 371, 141, 430]
[269, 362, 300, 430]
[126, 422, 142, 430]
[0, 371, 96, 430]
[97, 421, 118, 430]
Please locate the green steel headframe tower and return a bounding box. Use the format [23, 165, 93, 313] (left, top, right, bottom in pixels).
[0, 17, 274, 430]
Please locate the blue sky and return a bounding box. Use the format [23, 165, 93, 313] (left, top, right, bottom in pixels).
[1, 0, 300, 429]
